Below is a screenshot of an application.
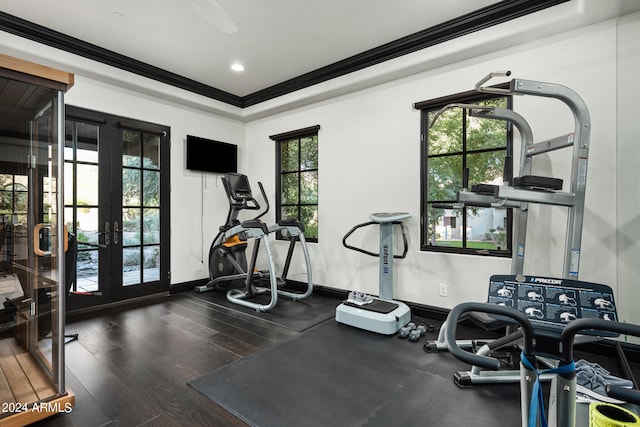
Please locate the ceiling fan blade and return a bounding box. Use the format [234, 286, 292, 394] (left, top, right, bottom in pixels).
[190, 0, 239, 34]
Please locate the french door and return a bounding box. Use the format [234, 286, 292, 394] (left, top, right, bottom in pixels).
[64, 106, 170, 310]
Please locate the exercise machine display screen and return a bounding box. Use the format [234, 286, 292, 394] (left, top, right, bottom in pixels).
[487, 275, 618, 333]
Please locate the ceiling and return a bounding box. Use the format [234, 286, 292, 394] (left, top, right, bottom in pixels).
[1, 0, 636, 109]
[0, 0, 572, 105]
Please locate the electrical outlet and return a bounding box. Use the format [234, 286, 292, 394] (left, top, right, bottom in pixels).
[198, 261, 204, 272]
[439, 283, 448, 297]
[300, 263, 307, 275]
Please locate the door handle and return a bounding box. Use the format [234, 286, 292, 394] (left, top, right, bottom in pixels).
[33, 223, 69, 256]
[98, 221, 110, 247]
[114, 221, 119, 245]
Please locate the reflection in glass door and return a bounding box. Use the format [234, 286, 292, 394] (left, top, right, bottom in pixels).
[64, 107, 169, 309]
[64, 121, 103, 296]
[0, 67, 71, 418]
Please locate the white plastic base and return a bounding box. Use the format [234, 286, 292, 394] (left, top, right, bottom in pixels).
[335, 299, 411, 335]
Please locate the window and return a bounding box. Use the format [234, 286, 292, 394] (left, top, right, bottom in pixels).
[418, 90, 512, 256]
[270, 125, 319, 242]
[0, 174, 28, 226]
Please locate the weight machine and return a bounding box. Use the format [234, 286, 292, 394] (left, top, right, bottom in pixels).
[424, 70, 597, 385]
[425, 69, 590, 324]
[426, 75, 640, 424]
[445, 294, 640, 427]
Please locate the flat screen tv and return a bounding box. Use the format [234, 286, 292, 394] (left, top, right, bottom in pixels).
[186, 135, 237, 173]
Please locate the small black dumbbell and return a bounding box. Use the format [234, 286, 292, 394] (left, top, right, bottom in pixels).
[398, 322, 417, 338]
[408, 324, 428, 342]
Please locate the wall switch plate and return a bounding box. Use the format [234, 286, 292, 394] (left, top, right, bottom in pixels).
[439, 283, 448, 297]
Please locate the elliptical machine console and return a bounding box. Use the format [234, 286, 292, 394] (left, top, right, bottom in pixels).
[194, 173, 313, 313]
[209, 174, 266, 291]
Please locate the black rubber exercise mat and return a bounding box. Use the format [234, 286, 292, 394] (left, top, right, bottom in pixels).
[191, 289, 338, 332]
[189, 319, 523, 427]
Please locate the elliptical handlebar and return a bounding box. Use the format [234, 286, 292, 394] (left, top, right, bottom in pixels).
[254, 181, 269, 221]
[444, 302, 534, 371]
[222, 173, 270, 221]
[235, 197, 260, 212]
[229, 192, 261, 211]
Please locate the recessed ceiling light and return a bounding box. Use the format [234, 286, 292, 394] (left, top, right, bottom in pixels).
[230, 63, 245, 72]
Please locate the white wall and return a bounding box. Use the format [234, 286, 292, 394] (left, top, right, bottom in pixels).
[64, 78, 246, 285]
[245, 19, 625, 317]
[616, 11, 640, 336]
[1, 6, 637, 328]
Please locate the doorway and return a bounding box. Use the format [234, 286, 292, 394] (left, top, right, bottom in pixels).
[64, 106, 170, 310]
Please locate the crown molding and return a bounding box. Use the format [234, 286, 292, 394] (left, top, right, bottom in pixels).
[0, 0, 568, 109]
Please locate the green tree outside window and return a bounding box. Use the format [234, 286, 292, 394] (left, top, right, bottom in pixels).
[274, 127, 319, 242]
[421, 96, 512, 256]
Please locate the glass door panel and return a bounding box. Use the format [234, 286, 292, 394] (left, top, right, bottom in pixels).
[65, 107, 169, 306]
[0, 71, 68, 418]
[64, 120, 103, 298]
[119, 129, 163, 291]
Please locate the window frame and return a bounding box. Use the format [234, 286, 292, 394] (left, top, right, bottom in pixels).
[0, 173, 28, 225]
[418, 87, 513, 257]
[270, 125, 320, 243]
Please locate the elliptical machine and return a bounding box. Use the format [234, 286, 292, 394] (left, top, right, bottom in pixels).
[194, 173, 313, 312]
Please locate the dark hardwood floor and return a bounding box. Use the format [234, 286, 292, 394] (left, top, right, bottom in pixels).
[32, 292, 301, 427]
[19, 290, 640, 427]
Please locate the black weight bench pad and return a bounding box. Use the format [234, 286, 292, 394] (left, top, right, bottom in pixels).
[471, 183, 499, 195]
[513, 175, 563, 190]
